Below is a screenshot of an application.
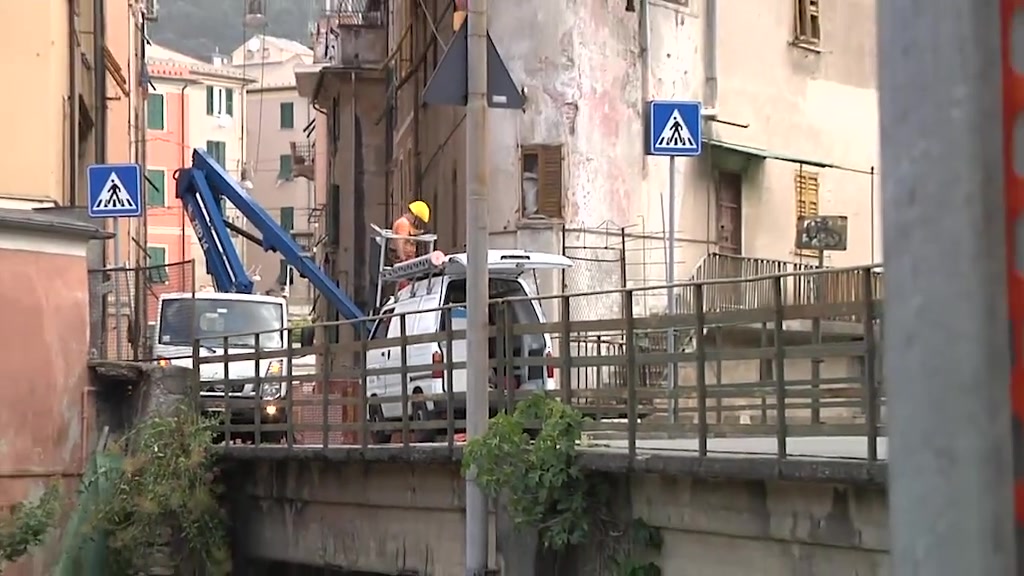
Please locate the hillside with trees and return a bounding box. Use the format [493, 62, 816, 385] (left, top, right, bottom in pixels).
[148, 0, 317, 59]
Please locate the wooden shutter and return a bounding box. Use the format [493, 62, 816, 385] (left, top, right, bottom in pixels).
[522, 144, 563, 219]
[795, 169, 820, 256]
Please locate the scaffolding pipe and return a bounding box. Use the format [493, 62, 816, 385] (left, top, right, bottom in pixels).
[879, 0, 1015, 574]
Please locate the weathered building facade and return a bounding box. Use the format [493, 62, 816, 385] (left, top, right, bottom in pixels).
[297, 0, 878, 321]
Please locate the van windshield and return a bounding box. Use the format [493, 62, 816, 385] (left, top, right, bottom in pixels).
[157, 298, 285, 349]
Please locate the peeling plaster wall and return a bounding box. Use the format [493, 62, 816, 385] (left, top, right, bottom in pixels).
[406, 0, 878, 302]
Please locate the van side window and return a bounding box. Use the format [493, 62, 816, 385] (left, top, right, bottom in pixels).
[370, 310, 394, 340]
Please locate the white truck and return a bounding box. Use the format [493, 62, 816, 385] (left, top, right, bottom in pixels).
[152, 291, 315, 443]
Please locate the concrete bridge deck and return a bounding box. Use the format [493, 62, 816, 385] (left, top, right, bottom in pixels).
[223, 442, 889, 576]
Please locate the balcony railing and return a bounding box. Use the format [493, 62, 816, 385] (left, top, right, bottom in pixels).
[290, 142, 315, 180]
[686, 253, 884, 321]
[312, 1, 387, 67]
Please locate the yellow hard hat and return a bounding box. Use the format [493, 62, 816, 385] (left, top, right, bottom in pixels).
[409, 200, 430, 223]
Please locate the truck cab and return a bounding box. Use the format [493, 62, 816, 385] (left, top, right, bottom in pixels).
[154, 291, 309, 442]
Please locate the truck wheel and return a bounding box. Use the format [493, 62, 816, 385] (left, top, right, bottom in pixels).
[411, 401, 437, 443]
[368, 403, 391, 444]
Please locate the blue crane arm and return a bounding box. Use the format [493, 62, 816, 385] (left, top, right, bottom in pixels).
[176, 148, 366, 326]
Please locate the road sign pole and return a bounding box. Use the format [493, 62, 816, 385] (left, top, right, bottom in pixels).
[879, 0, 1015, 574]
[666, 155, 678, 422]
[464, 0, 490, 573]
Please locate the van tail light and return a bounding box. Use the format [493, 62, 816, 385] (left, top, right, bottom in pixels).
[545, 351, 555, 379]
[431, 350, 444, 379]
[157, 358, 170, 367]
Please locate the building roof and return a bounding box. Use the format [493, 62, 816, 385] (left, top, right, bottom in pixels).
[260, 36, 314, 57]
[0, 208, 112, 240]
[147, 42, 254, 84]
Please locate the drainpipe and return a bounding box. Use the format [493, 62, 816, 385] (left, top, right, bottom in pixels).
[68, 0, 78, 205]
[94, 0, 107, 164]
[640, 0, 651, 174]
[180, 82, 188, 261]
[702, 0, 719, 116]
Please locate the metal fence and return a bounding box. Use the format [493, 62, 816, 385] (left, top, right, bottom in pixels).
[193, 263, 885, 464]
[88, 260, 195, 361]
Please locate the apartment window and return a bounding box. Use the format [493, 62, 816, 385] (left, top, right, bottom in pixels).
[278, 154, 293, 180]
[276, 261, 294, 286]
[280, 102, 295, 129]
[520, 144, 563, 219]
[795, 168, 821, 255]
[146, 246, 169, 283]
[145, 169, 166, 207]
[794, 0, 821, 45]
[206, 86, 234, 117]
[146, 93, 165, 130]
[279, 206, 295, 231]
[206, 140, 227, 166]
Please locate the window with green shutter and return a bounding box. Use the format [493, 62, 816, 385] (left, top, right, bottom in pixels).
[279, 206, 295, 230]
[145, 169, 166, 207]
[206, 86, 215, 115]
[147, 93, 165, 130]
[225, 89, 234, 117]
[146, 247, 169, 283]
[278, 154, 293, 180]
[280, 102, 294, 129]
[206, 140, 227, 166]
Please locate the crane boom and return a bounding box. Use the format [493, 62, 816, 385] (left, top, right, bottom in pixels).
[175, 148, 366, 326]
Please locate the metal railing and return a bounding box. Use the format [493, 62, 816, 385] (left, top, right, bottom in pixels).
[192, 263, 884, 464]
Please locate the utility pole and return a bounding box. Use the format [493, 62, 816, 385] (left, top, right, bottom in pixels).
[464, 0, 490, 573]
[879, 0, 1015, 574]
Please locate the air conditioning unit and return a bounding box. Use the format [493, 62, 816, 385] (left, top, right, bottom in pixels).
[143, 0, 159, 22]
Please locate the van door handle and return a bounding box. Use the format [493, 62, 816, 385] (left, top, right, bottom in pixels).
[386, 351, 391, 360]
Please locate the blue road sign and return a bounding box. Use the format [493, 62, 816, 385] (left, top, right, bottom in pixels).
[646, 100, 703, 157]
[87, 163, 142, 218]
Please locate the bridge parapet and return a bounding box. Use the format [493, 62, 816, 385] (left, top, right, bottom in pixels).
[194, 263, 885, 467]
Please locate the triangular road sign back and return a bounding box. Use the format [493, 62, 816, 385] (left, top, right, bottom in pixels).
[91, 172, 138, 213]
[422, 25, 525, 109]
[655, 110, 697, 150]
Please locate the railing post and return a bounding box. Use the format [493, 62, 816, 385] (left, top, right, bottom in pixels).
[693, 283, 708, 456]
[253, 332, 262, 447]
[359, 331, 369, 450]
[399, 313, 410, 449]
[320, 336, 329, 450]
[445, 312, 455, 453]
[559, 294, 572, 404]
[772, 276, 788, 459]
[223, 335, 232, 446]
[861, 269, 879, 462]
[623, 289, 638, 464]
[286, 326, 295, 448]
[810, 253, 824, 424]
[501, 302, 515, 413]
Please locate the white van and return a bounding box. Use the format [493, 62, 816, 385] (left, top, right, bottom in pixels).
[365, 249, 572, 442]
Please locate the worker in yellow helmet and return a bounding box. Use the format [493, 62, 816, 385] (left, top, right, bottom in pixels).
[391, 200, 431, 264]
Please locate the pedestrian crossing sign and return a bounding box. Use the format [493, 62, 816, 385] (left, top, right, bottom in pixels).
[87, 163, 142, 218]
[646, 100, 703, 157]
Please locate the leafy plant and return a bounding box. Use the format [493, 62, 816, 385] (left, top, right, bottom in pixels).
[0, 482, 61, 566]
[463, 394, 663, 574]
[92, 407, 230, 575]
[463, 393, 590, 549]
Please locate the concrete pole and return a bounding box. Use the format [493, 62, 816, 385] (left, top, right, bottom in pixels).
[464, 0, 490, 574]
[879, 0, 1016, 574]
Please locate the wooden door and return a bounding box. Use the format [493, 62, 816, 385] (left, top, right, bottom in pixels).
[715, 171, 743, 255]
